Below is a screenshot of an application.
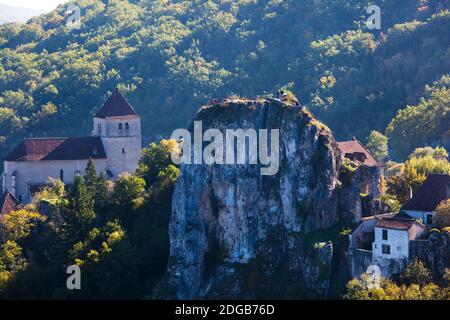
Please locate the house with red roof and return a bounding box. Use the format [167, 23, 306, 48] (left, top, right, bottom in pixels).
[1, 89, 141, 203]
[372, 213, 425, 265]
[337, 139, 383, 221]
[349, 212, 426, 277]
[349, 174, 450, 277]
[337, 140, 380, 168]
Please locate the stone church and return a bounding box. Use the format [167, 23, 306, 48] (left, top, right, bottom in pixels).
[2, 89, 141, 204]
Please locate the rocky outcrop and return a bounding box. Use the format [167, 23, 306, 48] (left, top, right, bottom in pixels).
[154, 99, 356, 299]
[410, 229, 450, 283]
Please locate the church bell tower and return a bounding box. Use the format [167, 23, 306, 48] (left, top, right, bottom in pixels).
[93, 89, 142, 178]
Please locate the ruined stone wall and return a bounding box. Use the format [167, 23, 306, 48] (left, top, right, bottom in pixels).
[349, 248, 372, 278]
[339, 166, 382, 223]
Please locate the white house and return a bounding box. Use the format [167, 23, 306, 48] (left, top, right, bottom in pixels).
[401, 174, 450, 226]
[1, 89, 142, 203]
[349, 212, 426, 278]
[372, 213, 425, 264]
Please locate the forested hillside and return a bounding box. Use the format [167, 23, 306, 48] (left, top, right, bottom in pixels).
[0, 0, 449, 161]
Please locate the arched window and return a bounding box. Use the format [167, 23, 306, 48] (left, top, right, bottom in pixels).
[60, 169, 64, 182]
[122, 148, 126, 154]
[125, 123, 130, 130]
[119, 123, 123, 130]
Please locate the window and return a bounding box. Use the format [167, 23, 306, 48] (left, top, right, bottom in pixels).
[426, 214, 433, 225]
[382, 229, 388, 240]
[122, 148, 126, 154]
[382, 244, 391, 255]
[11, 173, 16, 188]
[397, 246, 401, 252]
[60, 169, 64, 182]
[98, 123, 102, 134]
[125, 123, 129, 130]
[119, 123, 123, 130]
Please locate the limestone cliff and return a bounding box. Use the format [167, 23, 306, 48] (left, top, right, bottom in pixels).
[154, 99, 350, 299]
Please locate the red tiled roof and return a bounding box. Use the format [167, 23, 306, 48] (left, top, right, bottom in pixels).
[94, 89, 138, 119]
[337, 140, 379, 167]
[375, 218, 417, 230]
[402, 174, 450, 212]
[0, 192, 20, 216]
[4, 137, 106, 161]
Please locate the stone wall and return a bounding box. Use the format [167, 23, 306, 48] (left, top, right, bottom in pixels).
[349, 248, 372, 278]
[3, 158, 107, 203]
[410, 230, 450, 283]
[339, 165, 382, 223]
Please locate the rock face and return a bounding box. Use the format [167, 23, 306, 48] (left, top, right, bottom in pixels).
[155, 99, 351, 299]
[410, 229, 450, 283]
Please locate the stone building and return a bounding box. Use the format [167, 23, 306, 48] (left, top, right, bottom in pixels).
[1, 89, 141, 203]
[349, 212, 426, 277]
[372, 213, 425, 275]
[337, 140, 383, 222]
[348, 174, 450, 278]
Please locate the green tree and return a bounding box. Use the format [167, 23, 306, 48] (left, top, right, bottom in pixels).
[111, 174, 146, 228]
[366, 131, 388, 162]
[137, 140, 180, 186]
[60, 175, 96, 245]
[0, 210, 46, 242]
[112, 173, 146, 210]
[409, 147, 449, 160]
[399, 258, 433, 287]
[387, 75, 450, 160]
[84, 159, 110, 212]
[0, 241, 27, 294]
[66, 220, 140, 299]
